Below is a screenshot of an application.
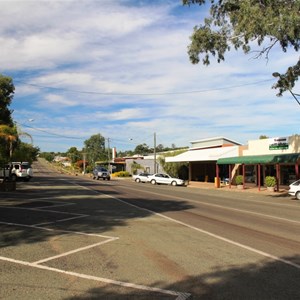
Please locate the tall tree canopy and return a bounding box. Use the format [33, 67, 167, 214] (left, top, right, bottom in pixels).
[66, 146, 81, 164]
[0, 74, 14, 126]
[183, 0, 300, 95]
[84, 133, 106, 165]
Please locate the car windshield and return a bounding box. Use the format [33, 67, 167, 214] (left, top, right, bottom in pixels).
[21, 165, 31, 169]
[96, 167, 107, 171]
[292, 179, 300, 186]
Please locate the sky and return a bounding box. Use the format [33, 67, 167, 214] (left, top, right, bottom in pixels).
[1, 0, 299, 153]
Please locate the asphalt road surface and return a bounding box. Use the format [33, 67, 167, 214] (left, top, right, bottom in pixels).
[1, 159, 300, 299]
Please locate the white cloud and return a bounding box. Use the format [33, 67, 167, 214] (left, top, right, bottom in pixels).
[3, 0, 299, 152]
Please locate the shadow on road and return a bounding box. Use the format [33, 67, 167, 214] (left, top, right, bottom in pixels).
[0, 172, 194, 248]
[64, 255, 300, 300]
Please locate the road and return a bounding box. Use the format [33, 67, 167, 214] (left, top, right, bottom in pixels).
[1, 159, 300, 299]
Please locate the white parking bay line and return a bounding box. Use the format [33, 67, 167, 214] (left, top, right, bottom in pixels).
[33, 237, 118, 264]
[0, 256, 191, 299]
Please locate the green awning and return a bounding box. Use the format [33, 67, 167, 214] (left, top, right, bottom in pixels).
[217, 153, 300, 165]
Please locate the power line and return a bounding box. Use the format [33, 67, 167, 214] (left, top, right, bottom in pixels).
[14, 78, 274, 96]
[20, 123, 84, 140]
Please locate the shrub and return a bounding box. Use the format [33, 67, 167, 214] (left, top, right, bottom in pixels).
[112, 171, 131, 177]
[235, 175, 244, 185]
[265, 176, 276, 187]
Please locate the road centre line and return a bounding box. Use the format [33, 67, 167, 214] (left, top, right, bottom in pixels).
[96, 191, 300, 270]
[117, 184, 300, 225]
[62, 178, 300, 269]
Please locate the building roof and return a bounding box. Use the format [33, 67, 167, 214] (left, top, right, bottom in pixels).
[217, 153, 300, 165]
[189, 136, 242, 146]
[165, 146, 240, 163]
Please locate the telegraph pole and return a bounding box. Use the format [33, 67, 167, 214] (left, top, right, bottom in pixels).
[82, 152, 86, 174]
[107, 138, 111, 173]
[154, 132, 156, 173]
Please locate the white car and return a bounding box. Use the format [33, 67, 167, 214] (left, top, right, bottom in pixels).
[132, 173, 152, 183]
[147, 173, 185, 186]
[8, 162, 33, 181]
[288, 179, 300, 200]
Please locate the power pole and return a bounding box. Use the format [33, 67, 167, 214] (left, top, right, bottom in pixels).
[82, 152, 86, 174]
[107, 138, 111, 173]
[107, 138, 110, 161]
[154, 132, 156, 173]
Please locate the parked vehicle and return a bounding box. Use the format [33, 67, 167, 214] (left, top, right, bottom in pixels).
[132, 173, 152, 183]
[288, 179, 300, 200]
[92, 166, 111, 180]
[0, 162, 33, 181]
[0, 165, 11, 181]
[147, 173, 185, 186]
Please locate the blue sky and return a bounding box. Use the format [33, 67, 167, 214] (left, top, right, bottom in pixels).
[1, 0, 299, 153]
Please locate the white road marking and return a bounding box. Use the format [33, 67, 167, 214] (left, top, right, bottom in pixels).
[118, 184, 300, 224]
[34, 215, 88, 226]
[0, 256, 191, 299]
[0, 205, 89, 226]
[0, 221, 116, 239]
[101, 193, 300, 270]
[0, 219, 190, 299]
[33, 237, 118, 264]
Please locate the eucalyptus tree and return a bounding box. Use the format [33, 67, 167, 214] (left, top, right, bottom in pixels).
[0, 74, 14, 126]
[83, 133, 107, 165]
[183, 0, 300, 96]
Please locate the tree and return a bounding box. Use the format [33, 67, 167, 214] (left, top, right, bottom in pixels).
[183, 0, 300, 96]
[66, 146, 81, 164]
[12, 142, 40, 164]
[0, 124, 18, 160]
[259, 135, 269, 139]
[134, 143, 151, 155]
[84, 133, 106, 165]
[39, 152, 56, 162]
[158, 149, 189, 179]
[0, 74, 14, 126]
[117, 150, 134, 157]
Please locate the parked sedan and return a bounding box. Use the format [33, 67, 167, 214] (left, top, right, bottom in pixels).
[132, 173, 152, 183]
[147, 173, 185, 186]
[288, 179, 300, 200]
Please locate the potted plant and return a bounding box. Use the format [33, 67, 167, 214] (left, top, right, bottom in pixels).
[235, 175, 244, 189]
[265, 176, 276, 192]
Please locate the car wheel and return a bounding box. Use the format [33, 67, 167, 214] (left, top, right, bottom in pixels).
[10, 174, 17, 181]
[135, 178, 141, 183]
[151, 179, 156, 185]
[107, 177, 111, 180]
[171, 181, 177, 186]
[296, 192, 300, 200]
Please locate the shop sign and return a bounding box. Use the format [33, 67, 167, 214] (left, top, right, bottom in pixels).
[269, 137, 289, 150]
